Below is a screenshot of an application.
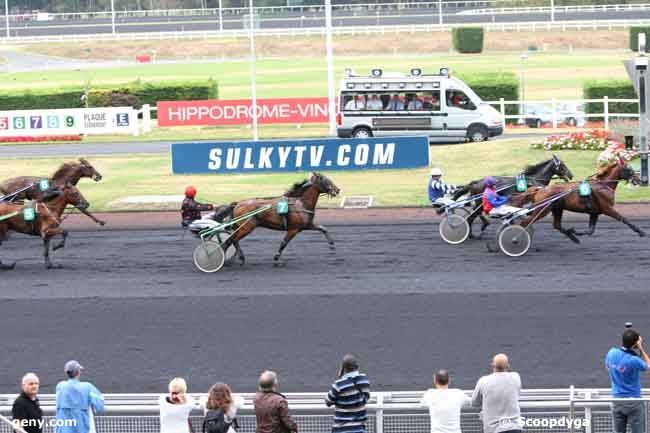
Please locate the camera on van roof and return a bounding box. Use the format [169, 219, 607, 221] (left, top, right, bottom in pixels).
[439, 68, 450, 77]
[410, 68, 422, 77]
[371, 68, 383, 77]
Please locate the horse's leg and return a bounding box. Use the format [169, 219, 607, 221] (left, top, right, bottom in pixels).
[467, 201, 482, 239]
[81, 209, 106, 226]
[274, 228, 300, 262]
[231, 239, 246, 266]
[306, 224, 335, 250]
[52, 230, 68, 251]
[223, 219, 257, 266]
[600, 204, 647, 237]
[551, 206, 580, 244]
[0, 227, 15, 270]
[574, 214, 599, 237]
[42, 226, 65, 268]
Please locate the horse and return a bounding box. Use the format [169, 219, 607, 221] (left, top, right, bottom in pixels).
[0, 183, 91, 269]
[0, 158, 105, 226]
[217, 172, 341, 265]
[451, 155, 574, 238]
[517, 160, 645, 244]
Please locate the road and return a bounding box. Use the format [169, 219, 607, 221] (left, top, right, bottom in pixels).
[0, 219, 648, 393]
[6, 8, 650, 37]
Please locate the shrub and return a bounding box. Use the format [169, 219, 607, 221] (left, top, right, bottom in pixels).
[583, 80, 637, 121]
[452, 27, 484, 54]
[460, 72, 519, 121]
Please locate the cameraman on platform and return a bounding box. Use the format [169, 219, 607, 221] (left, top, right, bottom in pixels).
[605, 326, 650, 433]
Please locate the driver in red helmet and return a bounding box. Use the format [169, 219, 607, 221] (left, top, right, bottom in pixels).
[181, 186, 214, 228]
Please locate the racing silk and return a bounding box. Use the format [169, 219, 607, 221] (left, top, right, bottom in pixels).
[55, 379, 104, 433]
[482, 186, 508, 214]
[429, 179, 457, 202]
[181, 198, 214, 227]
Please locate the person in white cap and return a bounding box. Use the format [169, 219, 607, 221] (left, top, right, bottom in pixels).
[55, 360, 104, 433]
[428, 167, 457, 207]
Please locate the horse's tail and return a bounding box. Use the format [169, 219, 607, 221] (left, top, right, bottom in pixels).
[452, 185, 470, 201]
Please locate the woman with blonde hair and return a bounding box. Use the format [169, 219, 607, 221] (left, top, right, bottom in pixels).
[160, 377, 197, 433]
[202, 383, 244, 433]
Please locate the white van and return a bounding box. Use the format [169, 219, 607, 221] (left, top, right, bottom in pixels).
[336, 68, 504, 142]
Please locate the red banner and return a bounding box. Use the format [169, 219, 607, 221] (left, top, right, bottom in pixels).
[157, 98, 330, 127]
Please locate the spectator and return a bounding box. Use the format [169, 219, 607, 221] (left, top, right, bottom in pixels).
[202, 383, 244, 433]
[254, 371, 297, 433]
[12, 373, 43, 433]
[386, 94, 404, 111]
[472, 354, 521, 433]
[344, 95, 365, 111]
[325, 354, 371, 433]
[160, 377, 196, 433]
[366, 94, 383, 110]
[606, 328, 650, 433]
[420, 369, 471, 433]
[55, 361, 104, 433]
[407, 95, 423, 110]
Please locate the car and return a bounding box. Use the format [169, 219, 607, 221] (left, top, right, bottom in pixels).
[520, 104, 554, 128]
[557, 102, 586, 127]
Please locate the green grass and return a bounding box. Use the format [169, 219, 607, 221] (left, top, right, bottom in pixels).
[0, 52, 630, 100]
[0, 138, 647, 211]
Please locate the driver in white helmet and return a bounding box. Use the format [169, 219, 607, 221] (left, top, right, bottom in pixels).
[428, 167, 457, 207]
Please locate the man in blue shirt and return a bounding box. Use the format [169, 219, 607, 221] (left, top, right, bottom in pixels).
[55, 360, 104, 433]
[605, 329, 650, 433]
[325, 354, 371, 433]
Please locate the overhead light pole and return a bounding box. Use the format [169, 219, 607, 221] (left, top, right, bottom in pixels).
[325, 0, 336, 136]
[111, 0, 116, 35]
[248, 0, 258, 141]
[5, 0, 9, 38]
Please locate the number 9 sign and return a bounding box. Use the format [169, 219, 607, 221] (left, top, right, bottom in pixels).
[65, 115, 75, 128]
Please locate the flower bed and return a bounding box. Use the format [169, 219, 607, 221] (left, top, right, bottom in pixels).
[531, 129, 616, 151]
[0, 135, 82, 143]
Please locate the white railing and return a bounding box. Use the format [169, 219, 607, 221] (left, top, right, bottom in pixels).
[3, 18, 650, 44]
[460, 2, 650, 15]
[0, 388, 649, 433]
[488, 97, 638, 131]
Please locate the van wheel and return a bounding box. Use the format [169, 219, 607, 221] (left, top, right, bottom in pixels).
[352, 127, 372, 139]
[467, 125, 488, 142]
[567, 117, 576, 127]
[535, 119, 542, 128]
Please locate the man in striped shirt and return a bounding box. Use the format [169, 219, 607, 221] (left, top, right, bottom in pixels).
[325, 355, 371, 433]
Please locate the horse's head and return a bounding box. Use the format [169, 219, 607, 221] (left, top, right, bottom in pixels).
[79, 158, 103, 182]
[61, 183, 90, 211]
[311, 172, 340, 198]
[619, 162, 641, 185]
[550, 154, 573, 181]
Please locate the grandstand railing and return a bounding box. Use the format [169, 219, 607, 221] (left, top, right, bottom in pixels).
[1, 388, 650, 433]
[3, 19, 650, 44]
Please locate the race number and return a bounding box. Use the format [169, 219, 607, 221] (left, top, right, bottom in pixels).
[47, 115, 59, 128]
[30, 116, 43, 129]
[0, 117, 8, 130]
[13, 117, 26, 129]
[64, 115, 75, 128]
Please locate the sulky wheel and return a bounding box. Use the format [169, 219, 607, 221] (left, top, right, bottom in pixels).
[498, 225, 532, 257]
[193, 240, 225, 273]
[439, 213, 470, 245]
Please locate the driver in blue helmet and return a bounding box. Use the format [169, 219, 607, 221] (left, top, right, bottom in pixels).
[482, 176, 522, 217]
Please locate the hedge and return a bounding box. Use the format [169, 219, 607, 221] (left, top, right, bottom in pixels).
[630, 27, 650, 52]
[452, 27, 484, 54]
[460, 72, 520, 120]
[0, 80, 219, 115]
[583, 80, 637, 121]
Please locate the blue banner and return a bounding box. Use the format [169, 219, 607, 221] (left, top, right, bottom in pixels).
[171, 136, 429, 174]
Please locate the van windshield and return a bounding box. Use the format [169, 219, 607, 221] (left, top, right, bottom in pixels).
[340, 91, 442, 111]
[445, 89, 476, 111]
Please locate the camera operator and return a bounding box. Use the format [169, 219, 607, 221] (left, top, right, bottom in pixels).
[605, 327, 650, 433]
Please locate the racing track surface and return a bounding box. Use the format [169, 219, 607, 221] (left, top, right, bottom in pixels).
[1, 219, 649, 393]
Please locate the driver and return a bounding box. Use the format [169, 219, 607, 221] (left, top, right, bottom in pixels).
[482, 177, 522, 217]
[180, 186, 214, 228]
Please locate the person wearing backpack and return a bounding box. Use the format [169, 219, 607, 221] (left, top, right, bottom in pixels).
[202, 383, 244, 433]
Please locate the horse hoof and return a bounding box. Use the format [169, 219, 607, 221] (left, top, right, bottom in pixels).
[0, 262, 16, 270]
[328, 244, 336, 251]
[640, 231, 647, 238]
[46, 264, 63, 269]
[273, 255, 280, 261]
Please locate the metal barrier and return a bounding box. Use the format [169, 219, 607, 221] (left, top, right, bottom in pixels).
[1, 389, 649, 433]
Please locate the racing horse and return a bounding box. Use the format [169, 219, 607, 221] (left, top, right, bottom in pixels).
[451, 155, 574, 238]
[517, 159, 645, 243]
[218, 172, 340, 264]
[0, 183, 93, 269]
[0, 158, 105, 225]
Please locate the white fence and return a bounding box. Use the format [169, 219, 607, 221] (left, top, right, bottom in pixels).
[460, 2, 650, 15]
[0, 388, 649, 433]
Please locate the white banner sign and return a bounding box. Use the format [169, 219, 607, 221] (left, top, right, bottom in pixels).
[0, 107, 138, 137]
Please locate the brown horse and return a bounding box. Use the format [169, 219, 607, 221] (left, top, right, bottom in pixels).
[0, 158, 105, 225]
[0, 183, 91, 269]
[219, 172, 340, 264]
[518, 160, 645, 243]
